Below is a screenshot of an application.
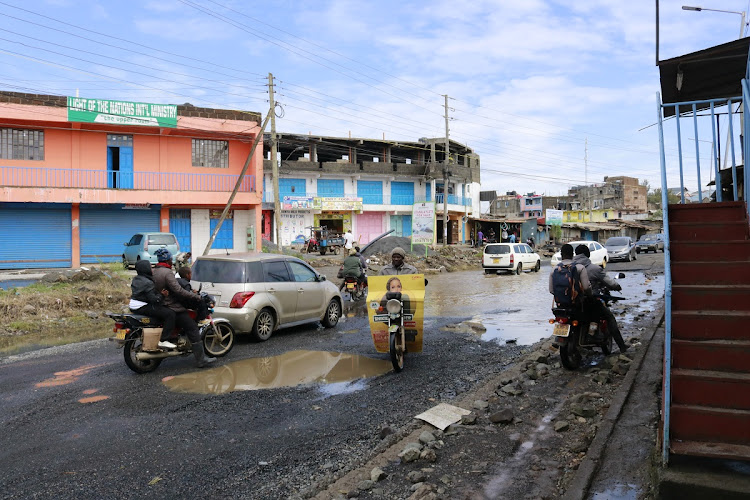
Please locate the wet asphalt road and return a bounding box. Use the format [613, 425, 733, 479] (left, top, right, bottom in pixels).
[0, 253, 665, 499]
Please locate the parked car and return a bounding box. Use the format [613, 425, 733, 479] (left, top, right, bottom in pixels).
[190, 253, 342, 341]
[482, 243, 541, 274]
[551, 240, 608, 268]
[122, 232, 180, 268]
[604, 236, 637, 262]
[636, 233, 665, 253]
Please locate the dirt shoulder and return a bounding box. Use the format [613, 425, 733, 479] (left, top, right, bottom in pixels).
[307, 306, 664, 500]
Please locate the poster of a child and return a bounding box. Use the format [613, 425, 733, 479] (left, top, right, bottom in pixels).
[366, 274, 425, 354]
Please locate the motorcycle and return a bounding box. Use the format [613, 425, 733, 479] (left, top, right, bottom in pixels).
[342, 276, 367, 301]
[107, 292, 235, 374]
[379, 291, 408, 372]
[551, 292, 625, 370]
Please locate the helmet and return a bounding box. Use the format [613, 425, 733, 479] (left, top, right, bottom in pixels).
[154, 248, 173, 263]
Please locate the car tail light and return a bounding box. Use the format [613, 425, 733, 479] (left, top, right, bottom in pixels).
[230, 291, 255, 308]
[143, 241, 148, 252]
[510, 254, 514, 264]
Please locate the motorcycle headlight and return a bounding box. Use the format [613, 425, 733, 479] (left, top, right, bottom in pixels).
[386, 298, 402, 314]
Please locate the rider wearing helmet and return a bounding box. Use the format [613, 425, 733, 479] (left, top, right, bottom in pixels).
[151, 248, 215, 367]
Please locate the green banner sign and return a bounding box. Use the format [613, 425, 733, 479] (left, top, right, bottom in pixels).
[67, 97, 178, 128]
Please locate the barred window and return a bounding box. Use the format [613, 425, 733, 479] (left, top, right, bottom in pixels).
[0, 128, 44, 160]
[192, 139, 228, 168]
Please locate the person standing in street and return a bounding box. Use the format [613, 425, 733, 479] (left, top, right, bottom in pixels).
[477, 229, 484, 248]
[344, 229, 355, 250]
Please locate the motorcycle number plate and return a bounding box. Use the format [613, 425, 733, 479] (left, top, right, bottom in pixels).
[346, 283, 355, 289]
[115, 329, 127, 340]
[553, 323, 570, 338]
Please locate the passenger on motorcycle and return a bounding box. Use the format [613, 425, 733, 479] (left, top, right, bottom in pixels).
[129, 260, 176, 350]
[573, 245, 628, 353]
[549, 243, 592, 306]
[152, 248, 215, 368]
[341, 248, 367, 288]
[379, 247, 418, 276]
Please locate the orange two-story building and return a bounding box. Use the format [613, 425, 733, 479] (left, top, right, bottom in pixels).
[0, 92, 263, 269]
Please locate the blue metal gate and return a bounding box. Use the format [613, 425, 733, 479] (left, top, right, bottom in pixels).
[80, 205, 160, 263]
[317, 179, 345, 197]
[357, 180, 383, 204]
[0, 203, 72, 269]
[169, 209, 191, 253]
[391, 181, 414, 205]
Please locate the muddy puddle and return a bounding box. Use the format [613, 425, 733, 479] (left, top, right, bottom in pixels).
[427, 268, 664, 345]
[0, 279, 37, 290]
[162, 350, 392, 394]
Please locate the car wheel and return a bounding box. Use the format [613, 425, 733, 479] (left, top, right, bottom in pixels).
[661, 246, 665, 253]
[251, 308, 275, 342]
[322, 299, 341, 328]
[534, 260, 541, 272]
[636, 248, 640, 254]
[484, 269, 492, 274]
[515, 263, 522, 275]
[626, 252, 632, 262]
[122, 255, 130, 269]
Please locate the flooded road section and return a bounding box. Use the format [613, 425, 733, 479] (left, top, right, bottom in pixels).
[162, 350, 392, 395]
[423, 266, 664, 345]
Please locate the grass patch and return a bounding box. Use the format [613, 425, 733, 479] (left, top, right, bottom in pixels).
[0, 266, 131, 355]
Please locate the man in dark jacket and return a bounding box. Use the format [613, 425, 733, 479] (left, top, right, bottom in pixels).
[152, 249, 215, 367]
[573, 245, 628, 353]
[129, 260, 176, 349]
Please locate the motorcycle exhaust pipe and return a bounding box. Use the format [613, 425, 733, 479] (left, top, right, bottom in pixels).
[135, 350, 185, 360]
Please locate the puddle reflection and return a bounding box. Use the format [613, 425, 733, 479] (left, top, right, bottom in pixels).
[590, 483, 640, 499]
[163, 350, 392, 394]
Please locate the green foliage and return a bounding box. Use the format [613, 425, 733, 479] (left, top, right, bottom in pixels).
[648, 188, 681, 206]
[550, 225, 562, 242]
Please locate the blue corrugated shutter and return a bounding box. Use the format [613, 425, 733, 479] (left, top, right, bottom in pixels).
[402, 215, 412, 236]
[80, 205, 160, 263]
[426, 183, 431, 201]
[0, 203, 71, 269]
[357, 180, 383, 204]
[209, 218, 233, 250]
[279, 178, 306, 198]
[317, 179, 344, 197]
[389, 215, 413, 237]
[170, 209, 191, 253]
[391, 181, 414, 205]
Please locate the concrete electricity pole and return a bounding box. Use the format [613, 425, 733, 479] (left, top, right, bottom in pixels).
[585, 137, 592, 221]
[443, 94, 450, 247]
[269, 73, 282, 253]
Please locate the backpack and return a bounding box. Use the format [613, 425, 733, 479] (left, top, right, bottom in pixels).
[552, 263, 582, 306]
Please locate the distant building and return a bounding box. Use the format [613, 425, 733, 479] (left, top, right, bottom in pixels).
[489, 191, 521, 217]
[520, 193, 543, 218]
[569, 175, 648, 214]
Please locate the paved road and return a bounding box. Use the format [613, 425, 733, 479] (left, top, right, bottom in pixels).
[0, 253, 665, 499]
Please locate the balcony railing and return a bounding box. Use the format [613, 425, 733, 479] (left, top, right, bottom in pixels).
[0, 166, 256, 192]
[266, 192, 472, 207]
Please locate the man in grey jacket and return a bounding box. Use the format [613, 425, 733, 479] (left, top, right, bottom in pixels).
[573, 245, 628, 353]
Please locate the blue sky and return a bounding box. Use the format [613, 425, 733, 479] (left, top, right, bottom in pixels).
[1, 0, 748, 196]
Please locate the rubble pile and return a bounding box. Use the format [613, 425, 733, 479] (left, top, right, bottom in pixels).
[363, 238, 482, 274]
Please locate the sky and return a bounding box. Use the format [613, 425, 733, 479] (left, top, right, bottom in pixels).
[1, 0, 749, 197]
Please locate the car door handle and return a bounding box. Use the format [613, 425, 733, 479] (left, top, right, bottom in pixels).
[268, 288, 276, 293]
[297, 288, 304, 293]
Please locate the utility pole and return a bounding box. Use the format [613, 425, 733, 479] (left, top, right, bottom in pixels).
[443, 94, 450, 247]
[269, 73, 282, 254]
[585, 137, 592, 222]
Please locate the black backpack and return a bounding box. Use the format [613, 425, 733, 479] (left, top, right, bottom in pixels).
[552, 263, 582, 306]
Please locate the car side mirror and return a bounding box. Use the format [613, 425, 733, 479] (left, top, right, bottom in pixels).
[318, 275, 326, 281]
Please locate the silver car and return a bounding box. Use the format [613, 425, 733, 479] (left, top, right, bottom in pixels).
[604, 236, 637, 262]
[190, 253, 342, 341]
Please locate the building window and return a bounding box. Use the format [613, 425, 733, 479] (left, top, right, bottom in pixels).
[0, 128, 44, 160]
[192, 139, 228, 168]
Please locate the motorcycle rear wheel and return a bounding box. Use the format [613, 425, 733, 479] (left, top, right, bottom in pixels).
[601, 331, 614, 355]
[560, 330, 582, 370]
[390, 332, 404, 372]
[124, 336, 163, 374]
[203, 322, 234, 357]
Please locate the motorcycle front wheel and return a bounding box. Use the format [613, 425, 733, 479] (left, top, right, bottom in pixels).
[389, 332, 405, 372]
[203, 322, 235, 357]
[123, 336, 163, 374]
[559, 330, 582, 370]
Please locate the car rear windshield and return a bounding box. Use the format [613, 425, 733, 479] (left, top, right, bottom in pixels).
[148, 234, 176, 245]
[484, 245, 510, 255]
[192, 260, 246, 283]
[606, 237, 629, 246]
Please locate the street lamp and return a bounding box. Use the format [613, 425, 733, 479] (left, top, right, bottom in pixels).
[682, 5, 747, 39]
